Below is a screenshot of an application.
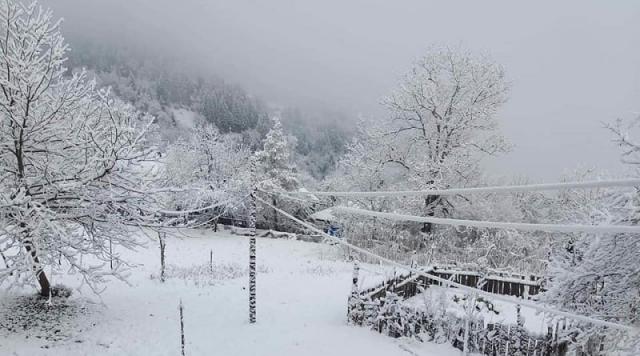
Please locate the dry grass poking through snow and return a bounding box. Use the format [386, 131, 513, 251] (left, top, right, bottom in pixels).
[151, 262, 271, 286]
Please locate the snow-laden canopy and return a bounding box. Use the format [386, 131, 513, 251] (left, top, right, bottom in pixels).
[309, 208, 337, 222]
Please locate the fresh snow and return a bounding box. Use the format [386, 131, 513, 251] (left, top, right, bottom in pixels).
[404, 286, 548, 334]
[0, 230, 466, 356]
[309, 208, 336, 222]
[171, 108, 202, 130]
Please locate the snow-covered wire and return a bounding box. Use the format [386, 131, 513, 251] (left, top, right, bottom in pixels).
[172, 194, 251, 237]
[156, 195, 244, 217]
[287, 178, 640, 198]
[253, 194, 637, 331]
[334, 206, 640, 234]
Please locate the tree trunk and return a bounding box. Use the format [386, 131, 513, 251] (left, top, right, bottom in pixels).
[159, 233, 166, 283]
[23, 241, 51, 297]
[272, 195, 279, 231]
[0, 251, 8, 269]
[421, 195, 439, 233]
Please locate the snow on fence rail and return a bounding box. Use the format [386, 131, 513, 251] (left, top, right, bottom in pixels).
[288, 178, 640, 198]
[254, 194, 636, 332]
[360, 267, 543, 301]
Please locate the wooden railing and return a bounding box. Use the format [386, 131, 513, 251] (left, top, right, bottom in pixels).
[360, 266, 543, 301]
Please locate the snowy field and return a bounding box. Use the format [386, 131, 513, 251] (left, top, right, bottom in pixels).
[0, 229, 464, 356]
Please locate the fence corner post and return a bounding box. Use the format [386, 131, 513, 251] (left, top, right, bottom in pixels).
[348, 260, 361, 324]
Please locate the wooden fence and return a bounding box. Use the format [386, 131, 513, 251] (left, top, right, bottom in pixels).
[360, 266, 543, 301]
[349, 265, 603, 356]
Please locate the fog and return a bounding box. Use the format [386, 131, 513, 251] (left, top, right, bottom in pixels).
[43, 0, 640, 180]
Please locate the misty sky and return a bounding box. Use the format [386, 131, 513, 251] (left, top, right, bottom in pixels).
[44, 0, 640, 180]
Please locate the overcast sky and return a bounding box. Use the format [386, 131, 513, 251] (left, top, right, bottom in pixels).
[43, 0, 640, 181]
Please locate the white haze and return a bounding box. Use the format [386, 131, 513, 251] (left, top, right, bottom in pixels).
[43, 0, 640, 180]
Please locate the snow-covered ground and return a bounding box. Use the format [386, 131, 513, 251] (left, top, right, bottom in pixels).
[0, 229, 465, 356]
[171, 108, 202, 130]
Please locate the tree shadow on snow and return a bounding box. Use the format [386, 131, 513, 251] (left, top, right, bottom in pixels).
[0, 287, 97, 347]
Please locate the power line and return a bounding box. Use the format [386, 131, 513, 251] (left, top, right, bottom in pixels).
[254, 194, 636, 331]
[157, 195, 245, 216]
[334, 206, 640, 234]
[287, 178, 640, 198]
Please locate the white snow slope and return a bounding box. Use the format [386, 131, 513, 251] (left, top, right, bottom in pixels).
[0, 229, 464, 356]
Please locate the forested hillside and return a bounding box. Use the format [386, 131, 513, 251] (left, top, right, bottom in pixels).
[66, 40, 354, 181]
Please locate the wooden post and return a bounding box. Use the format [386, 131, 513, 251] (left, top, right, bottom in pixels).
[209, 249, 213, 273]
[348, 260, 360, 323]
[159, 232, 166, 283]
[249, 236, 256, 323]
[463, 292, 477, 356]
[109, 238, 113, 270]
[249, 187, 257, 324]
[351, 260, 360, 296]
[179, 299, 185, 356]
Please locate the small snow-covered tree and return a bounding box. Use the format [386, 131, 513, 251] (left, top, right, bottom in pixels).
[255, 117, 299, 190]
[0, 1, 157, 296]
[325, 121, 403, 248]
[162, 123, 252, 226]
[255, 117, 302, 231]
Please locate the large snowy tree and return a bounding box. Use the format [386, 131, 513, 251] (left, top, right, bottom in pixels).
[0, 1, 157, 296]
[328, 46, 511, 257]
[381, 46, 510, 231]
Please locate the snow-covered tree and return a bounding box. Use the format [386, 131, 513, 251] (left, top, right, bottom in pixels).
[255, 117, 303, 231]
[542, 121, 640, 354]
[326, 46, 512, 264]
[380, 45, 510, 230]
[256, 117, 299, 191]
[0, 1, 158, 296]
[543, 186, 639, 353]
[162, 123, 252, 227]
[324, 121, 403, 249]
